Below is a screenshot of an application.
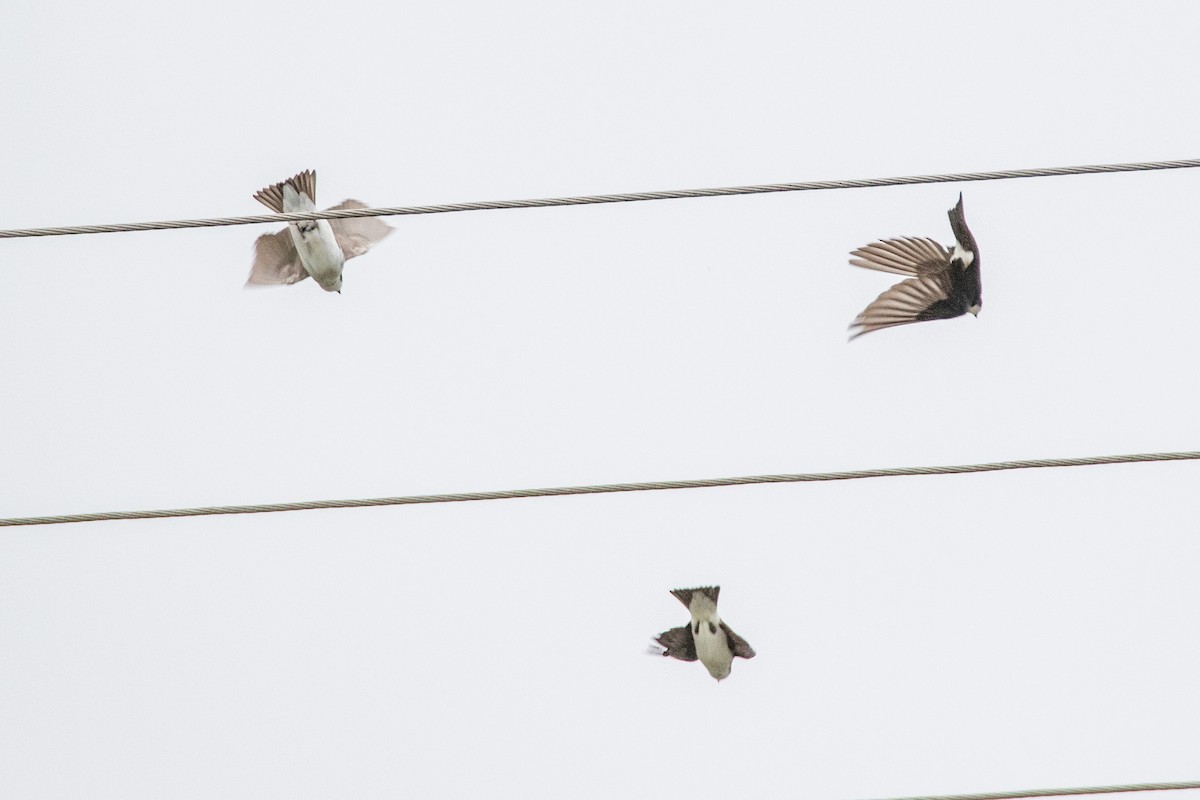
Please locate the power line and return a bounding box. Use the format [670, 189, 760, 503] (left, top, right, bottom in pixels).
[2, 449, 1196, 528]
[860, 781, 1200, 800]
[2, 158, 1199, 240]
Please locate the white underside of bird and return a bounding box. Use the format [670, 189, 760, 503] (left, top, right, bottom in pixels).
[688, 592, 734, 680]
[280, 184, 345, 291]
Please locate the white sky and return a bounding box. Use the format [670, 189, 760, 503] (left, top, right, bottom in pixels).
[3, 1, 1199, 798]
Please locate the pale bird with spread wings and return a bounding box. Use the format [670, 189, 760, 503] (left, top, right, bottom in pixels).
[246, 170, 392, 293]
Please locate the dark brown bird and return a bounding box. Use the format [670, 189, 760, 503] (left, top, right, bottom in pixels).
[848, 193, 981, 339]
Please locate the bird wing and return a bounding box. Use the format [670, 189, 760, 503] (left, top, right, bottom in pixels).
[654, 625, 698, 661]
[850, 237, 950, 276]
[849, 273, 954, 339]
[328, 200, 393, 260]
[245, 229, 309, 287]
[720, 622, 756, 659]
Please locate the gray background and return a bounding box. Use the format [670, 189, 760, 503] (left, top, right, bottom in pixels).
[2, 1, 1198, 798]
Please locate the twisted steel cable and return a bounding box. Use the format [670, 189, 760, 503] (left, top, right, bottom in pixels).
[2, 159, 1198, 239]
[2, 450, 1196, 528]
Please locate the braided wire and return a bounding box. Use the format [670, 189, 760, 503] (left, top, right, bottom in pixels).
[858, 780, 1200, 800]
[2, 450, 1196, 528]
[2, 159, 1198, 239]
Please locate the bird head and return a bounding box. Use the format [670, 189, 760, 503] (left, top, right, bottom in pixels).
[706, 662, 733, 681]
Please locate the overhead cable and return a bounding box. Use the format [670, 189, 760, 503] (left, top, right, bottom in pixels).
[2, 158, 1199, 240]
[857, 780, 1200, 800]
[2, 449, 1196, 528]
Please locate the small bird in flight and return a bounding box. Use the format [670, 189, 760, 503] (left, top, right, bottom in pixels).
[245, 170, 392, 292]
[652, 586, 755, 681]
[847, 193, 981, 339]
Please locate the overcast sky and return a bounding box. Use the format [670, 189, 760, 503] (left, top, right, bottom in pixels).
[3, 2, 1200, 799]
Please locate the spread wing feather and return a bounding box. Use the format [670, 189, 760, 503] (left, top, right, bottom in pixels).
[654, 625, 698, 662]
[245, 229, 309, 287]
[850, 237, 949, 276]
[328, 200, 393, 260]
[849, 273, 953, 339]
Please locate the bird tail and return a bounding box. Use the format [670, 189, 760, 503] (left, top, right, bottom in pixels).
[948, 192, 969, 239]
[253, 170, 317, 212]
[670, 586, 719, 609]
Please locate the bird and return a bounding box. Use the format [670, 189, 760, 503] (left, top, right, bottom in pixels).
[652, 586, 755, 681]
[245, 170, 392, 292]
[847, 193, 981, 339]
